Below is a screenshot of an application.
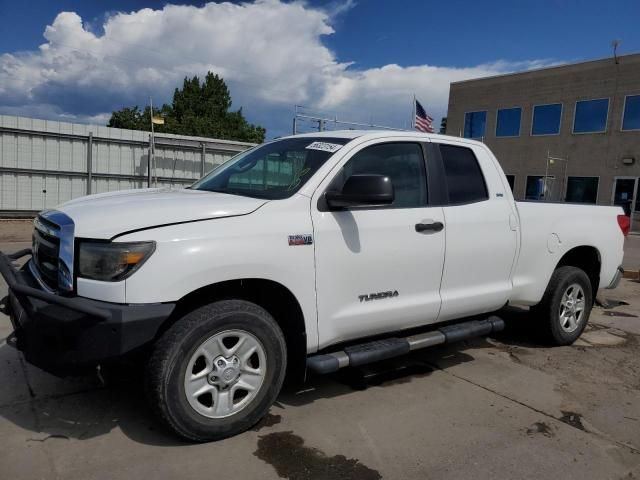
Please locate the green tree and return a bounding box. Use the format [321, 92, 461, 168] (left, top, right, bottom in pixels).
[108, 72, 266, 142]
[439, 116, 447, 134]
[107, 106, 145, 130]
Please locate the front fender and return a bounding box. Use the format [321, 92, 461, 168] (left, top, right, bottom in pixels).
[117, 196, 319, 352]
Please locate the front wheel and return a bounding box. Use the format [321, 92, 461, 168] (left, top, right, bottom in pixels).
[531, 266, 593, 345]
[146, 300, 287, 442]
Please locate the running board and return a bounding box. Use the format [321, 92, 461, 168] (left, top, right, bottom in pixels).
[306, 316, 505, 374]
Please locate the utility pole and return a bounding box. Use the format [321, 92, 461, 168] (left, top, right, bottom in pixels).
[544, 150, 550, 201]
[545, 151, 569, 201]
[612, 39, 621, 64]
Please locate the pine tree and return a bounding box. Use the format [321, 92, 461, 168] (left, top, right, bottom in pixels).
[108, 72, 265, 142]
[440, 117, 447, 134]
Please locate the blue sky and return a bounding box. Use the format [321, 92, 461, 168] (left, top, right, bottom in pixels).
[0, 0, 638, 137]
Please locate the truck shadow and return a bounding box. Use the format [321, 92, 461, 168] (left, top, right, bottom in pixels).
[0, 308, 541, 446]
[279, 306, 543, 407]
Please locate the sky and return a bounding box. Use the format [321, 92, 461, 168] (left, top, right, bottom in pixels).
[0, 0, 638, 138]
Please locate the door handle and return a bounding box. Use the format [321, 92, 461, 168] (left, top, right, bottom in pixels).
[415, 222, 444, 233]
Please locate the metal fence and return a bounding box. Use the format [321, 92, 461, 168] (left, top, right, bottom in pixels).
[0, 115, 254, 216]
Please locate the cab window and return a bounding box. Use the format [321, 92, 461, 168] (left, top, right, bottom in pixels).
[340, 142, 427, 208]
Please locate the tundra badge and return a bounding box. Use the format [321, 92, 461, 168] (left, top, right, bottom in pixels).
[359, 290, 399, 302]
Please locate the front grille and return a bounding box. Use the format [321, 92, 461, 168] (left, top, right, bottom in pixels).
[31, 211, 74, 293]
[33, 221, 61, 291]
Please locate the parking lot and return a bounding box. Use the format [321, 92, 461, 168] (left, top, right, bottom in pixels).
[1, 227, 639, 480]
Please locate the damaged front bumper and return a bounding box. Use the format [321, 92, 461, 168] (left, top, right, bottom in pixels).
[0, 249, 175, 376]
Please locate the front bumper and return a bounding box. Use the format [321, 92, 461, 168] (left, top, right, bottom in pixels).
[0, 249, 175, 376]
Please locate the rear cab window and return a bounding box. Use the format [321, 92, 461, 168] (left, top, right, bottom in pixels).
[438, 144, 489, 205]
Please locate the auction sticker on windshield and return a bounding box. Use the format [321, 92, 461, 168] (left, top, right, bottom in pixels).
[306, 142, 343, 153]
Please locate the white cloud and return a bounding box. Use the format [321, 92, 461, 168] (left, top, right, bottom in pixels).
[0, 0, 557, 136]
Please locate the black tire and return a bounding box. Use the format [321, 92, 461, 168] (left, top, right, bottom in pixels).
[531, 266, 593, 345]
[146, 300, 287, 442]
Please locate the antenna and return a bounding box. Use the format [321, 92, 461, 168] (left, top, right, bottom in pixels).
[612, 39, 621, 64]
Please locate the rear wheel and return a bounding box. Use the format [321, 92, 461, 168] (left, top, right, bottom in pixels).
[146, 300, 287, 442]
[531, 266, 593, 345]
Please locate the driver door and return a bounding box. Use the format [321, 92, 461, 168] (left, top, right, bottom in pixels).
[311, 140, 446, 349]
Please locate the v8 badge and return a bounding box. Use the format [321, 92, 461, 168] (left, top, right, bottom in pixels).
[288, 234, 313, 246]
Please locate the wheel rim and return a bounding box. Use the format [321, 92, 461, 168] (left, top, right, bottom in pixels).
[559, 283, 586, 333]
[184, 329, 267, 419]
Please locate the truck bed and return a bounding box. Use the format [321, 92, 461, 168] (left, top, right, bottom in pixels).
[510, 201, 624, 305]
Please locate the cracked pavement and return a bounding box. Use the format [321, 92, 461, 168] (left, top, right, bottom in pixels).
[1, 238, 639, 479]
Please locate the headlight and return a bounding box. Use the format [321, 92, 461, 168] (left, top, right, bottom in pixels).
[78, 241, 155, 282]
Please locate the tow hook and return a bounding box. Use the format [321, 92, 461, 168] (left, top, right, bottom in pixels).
[96, 365, 106, 386]
[0, 296, 8, 316]
[6, 332, 18, 348]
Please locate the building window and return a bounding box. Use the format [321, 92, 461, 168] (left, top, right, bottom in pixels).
[496, 108, 521, 137]
[565, 177, 598, 203]
[439, 144, 488, 204]
[463, 111, 487, 139]
[622, 95, 640, 131]
[573, 99, 609, 134]
[505, 175, 515, 191]
[613, 178, 639, 216]
[525, 175, 555, 201]
[532, 104, 562, 135]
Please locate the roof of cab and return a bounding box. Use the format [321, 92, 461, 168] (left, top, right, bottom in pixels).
[280, 129, 486, 147]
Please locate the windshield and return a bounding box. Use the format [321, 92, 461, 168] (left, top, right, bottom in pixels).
[191, 137, 351, 199]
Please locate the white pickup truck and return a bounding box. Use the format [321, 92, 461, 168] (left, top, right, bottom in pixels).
[0, 131, 627, 441]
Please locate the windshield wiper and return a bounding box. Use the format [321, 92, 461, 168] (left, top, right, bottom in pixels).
[200, 188, 228, 194]
[196, 188, 257, 198]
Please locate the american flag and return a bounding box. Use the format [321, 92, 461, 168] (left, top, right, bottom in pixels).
[414, 99, 434, 133]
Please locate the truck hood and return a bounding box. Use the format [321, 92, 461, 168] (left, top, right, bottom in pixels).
[57, 188, 268, 239]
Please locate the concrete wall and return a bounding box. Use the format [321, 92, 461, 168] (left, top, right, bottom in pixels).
[0, 115, 254, 214]
[446, 53, 640, 212]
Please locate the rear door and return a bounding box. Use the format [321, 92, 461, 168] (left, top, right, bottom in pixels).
[433, 140, 519, 321]
[311, 139, 446, 349]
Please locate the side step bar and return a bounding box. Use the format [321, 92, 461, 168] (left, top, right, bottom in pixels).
[307, 316, 505, 374]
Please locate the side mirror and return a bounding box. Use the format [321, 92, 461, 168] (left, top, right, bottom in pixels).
[325, 174, 394, 209]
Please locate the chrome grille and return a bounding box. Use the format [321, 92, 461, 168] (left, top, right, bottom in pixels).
[33, 223, 60, 290]
[31, 211, 75, 293]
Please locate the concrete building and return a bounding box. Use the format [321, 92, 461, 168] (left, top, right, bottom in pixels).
[446, 53, 640, 230]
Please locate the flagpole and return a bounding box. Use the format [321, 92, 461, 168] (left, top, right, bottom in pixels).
[412, 94, 416, 130]
[149, 97, 157, 188]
